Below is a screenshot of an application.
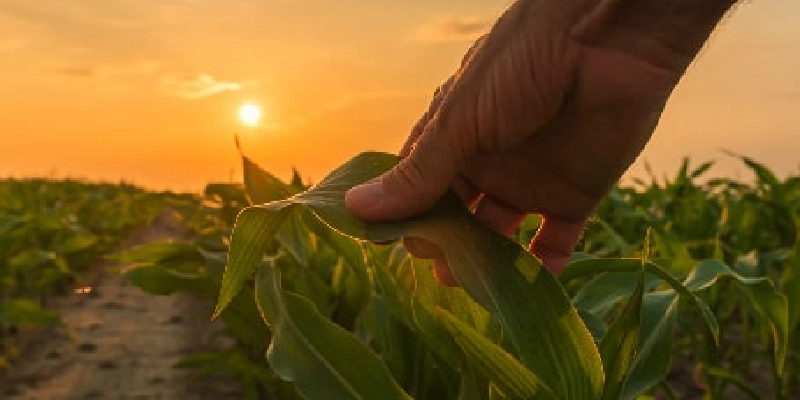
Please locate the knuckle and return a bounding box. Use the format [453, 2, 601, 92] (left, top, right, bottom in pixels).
[385, 159, 427, 193]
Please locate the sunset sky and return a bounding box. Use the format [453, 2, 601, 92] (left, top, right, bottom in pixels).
[1, 0, 798, 192]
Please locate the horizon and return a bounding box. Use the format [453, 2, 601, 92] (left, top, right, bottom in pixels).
[1, 1, 798, 193]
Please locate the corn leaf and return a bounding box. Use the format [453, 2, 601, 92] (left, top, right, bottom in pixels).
[599, 269, 644, 400]
[562, 258, 721, 344]
[435, 307, 557, 400]
[217, 152, 604, 399]
[241, 154, 297, 205]
[369, 247, 505, 398]
[781, 242, 800, 335]
[0, 299, 60, 327]
[682, 258, 789, 374]
[255, 267, 410, 400]
[573, 271, 660, 317]
[215, 200, 292, 317]
[621, 291, 679, 400]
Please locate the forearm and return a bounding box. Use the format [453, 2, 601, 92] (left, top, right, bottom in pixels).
[573, 0, 741, 71]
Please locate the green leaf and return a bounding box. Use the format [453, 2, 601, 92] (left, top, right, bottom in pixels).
[174, 349, 293, 400]
[369, 247, 518, 398]
[123, 249, 269, 349]
[57, 233, 98, 253]
[733, 152, 782, 193]
[564, 256, 789, 377]
[8, 249, 56, 269]
[276, 212, 313, 267]
[703, 366, 761, 399]
[275, 254, 335, 317]
[682, 259, 789, 374]
[255, 267, 410, 400]
[117, 240, 206, 271]
[368, 249, 471, 391]
[301, 210, 372, 324]
[621, 291, 679, 400]
[366, 296, 417, 390]
[204, 182, 248, 206]
[573, 271, 660, 317]
[215, 200, 293, 317]
[241, 155, 297, 205]
[219, 152, 604, 399]
[457, 366, 493, 400]
[782, 243, 800, 333]
[296, 152, 397, 239]
[649, 227, 695, 275]
[576, 309, 608, 344]
[690, 160, 715, 179]
[124, 264, 202, 295]
[369, 204, 603, 399]
[436, 307, 557, 400]
[0, 299, 60, 327]
[562, 258, 720, 345]
[599, 269, 644, 400]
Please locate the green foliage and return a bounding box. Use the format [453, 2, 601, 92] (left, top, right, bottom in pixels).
[206, 152, 796, 399]
[48, 150, 793, 399]
[218, 152, 603, 399]
[255, 267, 410, 400]
[0, 178, 172, 368]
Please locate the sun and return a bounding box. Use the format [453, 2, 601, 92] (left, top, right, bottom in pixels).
[238, 102, 262, 127]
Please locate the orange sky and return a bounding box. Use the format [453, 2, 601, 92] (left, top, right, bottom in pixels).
[1, 1, 798, 192]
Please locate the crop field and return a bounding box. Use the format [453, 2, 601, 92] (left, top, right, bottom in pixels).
[0, 153, 798, 400]
[0, 178, 170, 363]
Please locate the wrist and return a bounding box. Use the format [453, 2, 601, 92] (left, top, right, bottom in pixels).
[573, 0, 741, 71]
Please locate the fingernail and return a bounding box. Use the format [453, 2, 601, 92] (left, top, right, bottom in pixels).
[345, 180, 385, 216]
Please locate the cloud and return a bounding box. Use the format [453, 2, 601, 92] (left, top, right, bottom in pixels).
[159, 74, 252, 100]
[414, 16, 489, 43]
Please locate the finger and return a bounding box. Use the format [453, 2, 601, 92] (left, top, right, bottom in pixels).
[345, 119, 465, 221]
[347, 5, 555, 222]
[402, 237, 442, 259]
[528, 216, 587, 276]
[401, 76, 455, 157]
[402, 237, 457, 286]
[472, 195, 526, 237]
[452, 176, 482, 210]
[400, 33, 485, 158]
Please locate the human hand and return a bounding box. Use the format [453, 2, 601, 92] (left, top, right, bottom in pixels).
[345, 0, 738, 285]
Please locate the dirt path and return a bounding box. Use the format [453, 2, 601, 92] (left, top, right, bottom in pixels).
[1, 210, 241, 400]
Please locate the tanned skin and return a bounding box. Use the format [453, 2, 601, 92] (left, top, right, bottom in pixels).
[345, 0, 740, 285]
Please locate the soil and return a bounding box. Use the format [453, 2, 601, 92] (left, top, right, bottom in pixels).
[0, 210, 242, 400]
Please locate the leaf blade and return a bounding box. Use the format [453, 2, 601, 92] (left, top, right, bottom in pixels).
[255, 267, 410, 400]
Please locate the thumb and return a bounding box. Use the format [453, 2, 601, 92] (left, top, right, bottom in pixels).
[345, 125, 462, 222]
[529, 217, 587, 276]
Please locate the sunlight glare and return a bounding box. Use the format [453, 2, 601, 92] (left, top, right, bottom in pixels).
[238, 102, 262, 127]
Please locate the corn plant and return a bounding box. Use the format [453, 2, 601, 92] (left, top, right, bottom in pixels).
[0, 179, 171, 369]
[213, 152, 793, 399]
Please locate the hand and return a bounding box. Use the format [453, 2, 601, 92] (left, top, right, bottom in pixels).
[345, 0, 738, 285]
